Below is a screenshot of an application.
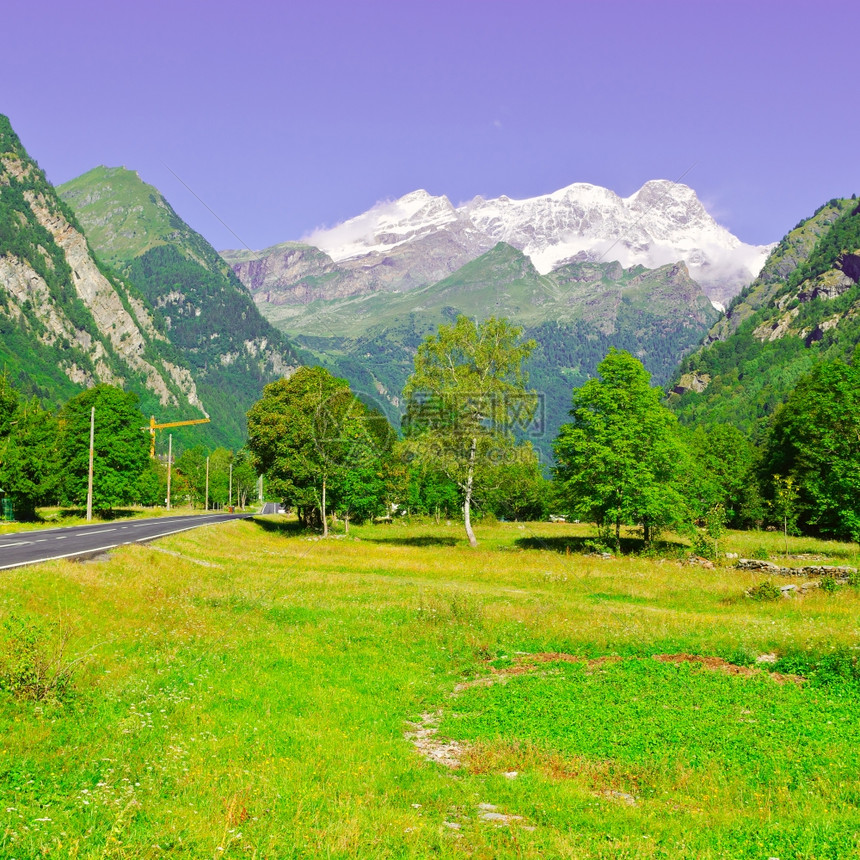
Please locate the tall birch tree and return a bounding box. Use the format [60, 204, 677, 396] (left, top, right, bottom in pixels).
[403, 316, 536, 547]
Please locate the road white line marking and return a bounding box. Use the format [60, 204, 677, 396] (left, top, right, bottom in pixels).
[0, 544, 119, 571]
[85, 528, 117, 535]
[0, 541, 29, 548]
[0, 515, 251, 571]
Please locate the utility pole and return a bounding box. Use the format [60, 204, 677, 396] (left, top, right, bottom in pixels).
[86, 406, 95, 522]
[166, 434, 173, 512]
[205, 455, 209, 512]
[229, 462, 233, 510]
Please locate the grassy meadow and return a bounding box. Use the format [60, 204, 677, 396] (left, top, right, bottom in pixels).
[1, 516, 859, 858]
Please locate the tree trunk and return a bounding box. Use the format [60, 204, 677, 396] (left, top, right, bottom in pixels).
[321, 477, 328, 537]
[464, 436, 478, 548]
[344, 513, 349, 534]
[643, 520, 651, 548]
[615, 518, 621, 554]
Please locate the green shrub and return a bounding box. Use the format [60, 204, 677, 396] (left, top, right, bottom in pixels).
[690, 531, 715, 559]
[0, 615, 78, 702]
[775, 648, 860, 689]
[582, 538, 612, 555]
[747, 580, 781, 601]
[820, 575, 839, 594]
[752, 545, 771, 560]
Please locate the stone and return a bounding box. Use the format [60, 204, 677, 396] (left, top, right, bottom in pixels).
[736, 560, 856, 580]
[605, 790, 637, 806]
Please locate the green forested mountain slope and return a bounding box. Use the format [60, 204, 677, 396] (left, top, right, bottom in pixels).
[705, 198, 854, 342]
[279, 242, 719, 462]
[59, 167, 300, 445]
[0, 115, 210, 436]
[670, 196, 860, 434]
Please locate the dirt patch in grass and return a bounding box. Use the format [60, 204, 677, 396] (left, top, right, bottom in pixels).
[405, 711, 466, 769]
[653, 652, 760, 676]
[652, 653, 804, 684]
[454, 651, 804, 694]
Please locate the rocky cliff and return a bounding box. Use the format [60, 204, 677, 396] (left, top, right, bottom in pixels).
[0, 115, 205, 421]
[670, 196, 860, 432]
[58, 166, 301, 444]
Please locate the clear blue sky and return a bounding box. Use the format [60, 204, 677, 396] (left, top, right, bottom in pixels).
[4, 0, 858, 250]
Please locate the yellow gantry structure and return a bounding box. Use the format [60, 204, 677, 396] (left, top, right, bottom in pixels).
[144, 415, 211, 458]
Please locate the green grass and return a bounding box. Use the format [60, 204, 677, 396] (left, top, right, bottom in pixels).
[444, 659, 860, 856]
[0, 518, 858, 857]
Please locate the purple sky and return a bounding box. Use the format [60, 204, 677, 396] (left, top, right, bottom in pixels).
[4, 0, 858, 250]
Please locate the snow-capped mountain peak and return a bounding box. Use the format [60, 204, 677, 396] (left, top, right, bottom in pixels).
[305, 189, 459, 262]
[298, 180, 773, 304]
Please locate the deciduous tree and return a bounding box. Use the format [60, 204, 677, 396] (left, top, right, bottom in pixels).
[0, 397, 61, 520]
[247, 367, 392, 534]
[553, 349, 688, 550]
[403, 316, 537, 547]
[60, 385, 149, 512]
[762, 360, 860, 542]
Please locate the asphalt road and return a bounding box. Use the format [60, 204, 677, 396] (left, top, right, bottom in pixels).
[0, 512, 253, 571]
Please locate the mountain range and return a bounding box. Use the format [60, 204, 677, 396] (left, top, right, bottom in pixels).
[57, 166, 299, 444]
[233, 240, 720, 461]
[224, 181, 772, 312]
[0, 117, 204, 419]
[11, 110, 850, 469]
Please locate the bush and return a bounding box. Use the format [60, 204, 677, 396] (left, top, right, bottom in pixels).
[0, 615, 79, 702]
[690, 531, 715, 560]
[774, 648, 860, 689]
[747, 580, 781, 601]
[582, 538, 612, 555]
[751, 545, 770, 560]
[820, 575, 840, 594]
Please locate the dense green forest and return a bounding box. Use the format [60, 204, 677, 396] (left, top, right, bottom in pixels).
[290, 247, 718, 464]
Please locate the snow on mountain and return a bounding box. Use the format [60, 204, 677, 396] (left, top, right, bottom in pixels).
[302, 180, 773, 304]
[304, 189, 461, 261]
